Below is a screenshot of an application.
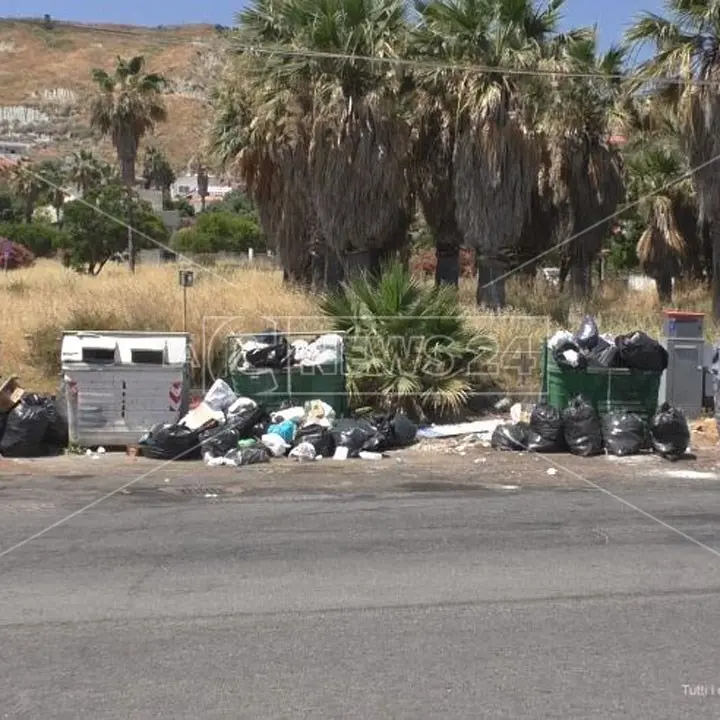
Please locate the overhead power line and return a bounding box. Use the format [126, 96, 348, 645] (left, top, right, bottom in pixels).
[2, 17, 717, 88]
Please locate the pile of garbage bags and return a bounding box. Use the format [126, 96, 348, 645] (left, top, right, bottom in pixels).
[138, 379, 418, 465]
[228, 329, 344, 371]
[549, 316, 668, 372]
[492, 396, 690, 460]
[0, 392, 68, 458]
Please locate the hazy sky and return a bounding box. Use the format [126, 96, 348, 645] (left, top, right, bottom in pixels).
[4, 0, 664, 52]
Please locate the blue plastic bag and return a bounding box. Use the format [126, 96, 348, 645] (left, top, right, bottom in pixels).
[266, 419, 296, 444]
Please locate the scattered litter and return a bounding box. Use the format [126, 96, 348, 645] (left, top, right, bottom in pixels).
[333, 446, 349, 461]
[359, 451, 383, 460]
[164, 478, 171, 484]
[417, 420, 502, 440]
[494, 397, 512, 412]
[663, 469, 718, 480]
[204, 492, 219, 499]
[474, 457, 487, 464]
[547, 468, 558, 476]
[97, 446, 106, 455]
[500, 484, 520, 490]
[289, 442, 317, 461]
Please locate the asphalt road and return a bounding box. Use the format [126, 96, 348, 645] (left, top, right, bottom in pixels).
[2, 474, 720, 719]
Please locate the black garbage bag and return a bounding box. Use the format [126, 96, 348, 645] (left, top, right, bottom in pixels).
[293, 423, 335, 458]
[228, 404, 271, 438]
[0, 412, 7, 442]
[140, 422, 204, 461]
[602, 412, 648, 456]
[224, 447, 271, 465]
[42, 396, 68, 449]
[529, 403, 564, 451]
[615, 331, 668, 372]
[331, 418, 384, 457]
[552, 340, 588, 370]
[245, 339, 295, 369]
[526, 430, 563, 453]
[199, 423, 241, 457]
[575, 315, 599, 351]
[586, 337, 620, 369]
[0, 394, 51, 457]
[562, 396, 603, 457]
[649, 403, 690, 460]
[389, 413, 418, 447]
[491, 422, 530, 451]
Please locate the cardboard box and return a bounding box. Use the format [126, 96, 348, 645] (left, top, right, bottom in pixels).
[0, 376, 25, 413]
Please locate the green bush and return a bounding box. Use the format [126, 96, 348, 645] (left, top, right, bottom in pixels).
[172, 210, 265, 254]
[319, 262, 495, 421]
[0, 221, 67, 257]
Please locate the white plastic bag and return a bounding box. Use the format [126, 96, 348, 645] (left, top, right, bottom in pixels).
[261, 433, 289, 457]
[289, 442, 317, 461]
[203, 379, 238, 414]
[227, 396, 257, 416]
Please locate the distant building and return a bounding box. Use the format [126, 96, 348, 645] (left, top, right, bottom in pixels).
[0, 140, 31, 159]
[171, 173, 234, 210]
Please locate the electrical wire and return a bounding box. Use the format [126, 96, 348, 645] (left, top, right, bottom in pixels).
[1, 16, 714, 88]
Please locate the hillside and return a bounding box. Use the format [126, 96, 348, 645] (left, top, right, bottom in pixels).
[0, 18, 228, 170]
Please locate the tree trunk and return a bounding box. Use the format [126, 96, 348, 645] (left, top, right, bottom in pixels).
[120, 154, 135, 186]
[311, 249, 325, 290]
[476, 256, 506, 309]
[703, 220, 713, 287]
[558, 257, 570, 293]
[344, 250, 373, 279]
[435, 244, 460, 287]
[569, 263, 591, 297]
[325, 251, 344, 291]
[712, 220, 720, 321]
[655, 273, 673, 304]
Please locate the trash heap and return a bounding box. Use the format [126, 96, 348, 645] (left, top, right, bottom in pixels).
[229, 330, 344, 370]
[549, 315, 669, 372]
[491, 397, 690, 460]
[138, 379, 418, 465]
[0, 387, 68, 458]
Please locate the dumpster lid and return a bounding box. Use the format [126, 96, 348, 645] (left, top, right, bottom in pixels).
[662, 309, 705, 319]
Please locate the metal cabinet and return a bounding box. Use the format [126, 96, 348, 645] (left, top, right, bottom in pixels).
[658, 310, 706, 420]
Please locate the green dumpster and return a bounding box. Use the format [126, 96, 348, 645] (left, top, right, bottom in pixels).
[223, 333, 348, 417]
[540, 343, 662, 421]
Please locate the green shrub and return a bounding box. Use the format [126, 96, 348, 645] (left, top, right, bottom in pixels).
[319, 262, 495, 421]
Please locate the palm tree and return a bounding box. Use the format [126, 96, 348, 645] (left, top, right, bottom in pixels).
[624, 102, 702, 301]
[66, 149, 107, 197]
[8, 160, 43, 223]
[210, 18, 317, 286]
[222, 0, 413, 286]
[625, 0, 720, 318]
[197, 165, 209, 212]
[411, 0, 567, 307]
[89, 56, 167, 185]
[540, 34, 626, 296]
[89, 55, 166, 272]
[142, 146, 176, 208]
[36, 159, 68, 227]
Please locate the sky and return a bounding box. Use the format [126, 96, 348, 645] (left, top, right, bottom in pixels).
[4, 0, 664, 51]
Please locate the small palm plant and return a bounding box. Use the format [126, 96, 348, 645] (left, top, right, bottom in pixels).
[319, 262, 494, 421]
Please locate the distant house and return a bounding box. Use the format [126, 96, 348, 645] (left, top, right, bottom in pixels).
[171, 173, 234, 210]
[0, 141, 31, 160]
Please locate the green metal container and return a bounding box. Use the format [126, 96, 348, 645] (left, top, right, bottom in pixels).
[223, 334, 348, 417]
[540, 343, 662, 421]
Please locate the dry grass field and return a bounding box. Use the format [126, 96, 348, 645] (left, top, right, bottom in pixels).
[1, 259, 712, 396]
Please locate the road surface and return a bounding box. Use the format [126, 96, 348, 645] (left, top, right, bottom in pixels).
[1, 461, 720, 718]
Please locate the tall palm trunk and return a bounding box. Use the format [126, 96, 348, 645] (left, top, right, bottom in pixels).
[309, 99, 412, 282]
[453, 105, 537, 309]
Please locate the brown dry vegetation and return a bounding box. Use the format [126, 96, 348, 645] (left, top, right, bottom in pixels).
[1, 260, 710, 396]
[0, 19, 217, 168]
